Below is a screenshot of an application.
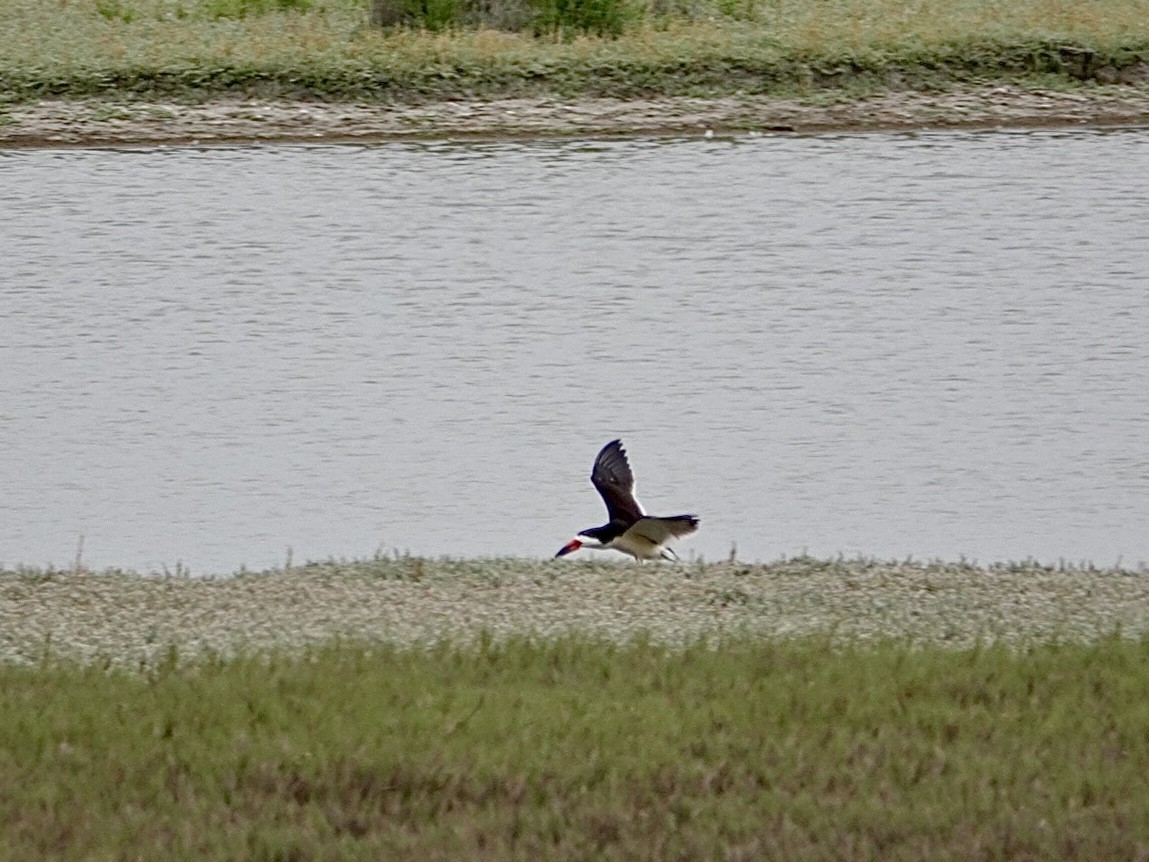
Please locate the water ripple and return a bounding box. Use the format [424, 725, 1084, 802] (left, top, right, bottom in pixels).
[2, 129, 1148, 572]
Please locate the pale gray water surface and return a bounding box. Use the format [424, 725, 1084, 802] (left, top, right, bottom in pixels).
[2, 129, 1148, 573]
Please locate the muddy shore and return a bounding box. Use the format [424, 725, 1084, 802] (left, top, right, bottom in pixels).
[3, 557, 1148, 665]
[3, 84, 1149, 147]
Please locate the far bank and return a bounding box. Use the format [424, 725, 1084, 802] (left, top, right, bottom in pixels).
[2, 84, 1149, 147]
[2, 0, 1148, 145]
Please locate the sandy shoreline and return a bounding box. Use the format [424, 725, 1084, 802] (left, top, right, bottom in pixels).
[3, 557, 1148, 665]
[3, 84, 1149, 147]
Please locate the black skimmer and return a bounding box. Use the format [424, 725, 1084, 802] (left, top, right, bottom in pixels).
[554, 439, 700, 562]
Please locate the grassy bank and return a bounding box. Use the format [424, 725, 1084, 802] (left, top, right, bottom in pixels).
[1, 0, 1148, 105]
[3, 635, 1149, 859]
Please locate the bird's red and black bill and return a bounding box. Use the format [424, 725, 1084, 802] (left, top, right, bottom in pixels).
[554, 539, 582, 557]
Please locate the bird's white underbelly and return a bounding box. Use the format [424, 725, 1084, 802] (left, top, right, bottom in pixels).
[604, 532, 667, 561]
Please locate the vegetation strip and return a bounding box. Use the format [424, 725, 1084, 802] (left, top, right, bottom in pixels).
[2, 0, 1148, 112]
[4, 557, 1149, 667]
[3, 635, 1149, 859]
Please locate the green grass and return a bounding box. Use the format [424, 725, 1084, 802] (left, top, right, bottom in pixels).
[0, 0, 1147, 103]
[4, 635, 1149, 859]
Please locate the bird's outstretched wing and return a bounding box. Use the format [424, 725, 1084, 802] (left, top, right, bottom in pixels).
[591, 439, 645, 524]
[624, 515, 700, 546]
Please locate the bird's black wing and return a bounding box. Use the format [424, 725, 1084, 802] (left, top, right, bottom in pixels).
[590, 439, 645, 525]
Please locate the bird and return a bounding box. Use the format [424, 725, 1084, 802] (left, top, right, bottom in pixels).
[554, 439, 699, 562]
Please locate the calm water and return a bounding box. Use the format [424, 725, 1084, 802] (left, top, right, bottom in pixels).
[3, 129, 1148, 573]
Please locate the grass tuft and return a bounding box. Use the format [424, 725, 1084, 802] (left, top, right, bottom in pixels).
[204, 0, 313, 20]
[94, 0, 137, 22]
[370, 0, 633, 37]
